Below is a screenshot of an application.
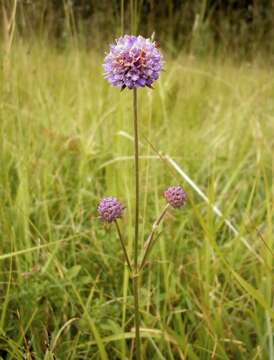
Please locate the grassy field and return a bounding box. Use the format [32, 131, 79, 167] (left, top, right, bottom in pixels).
[0, 40, 273, 359]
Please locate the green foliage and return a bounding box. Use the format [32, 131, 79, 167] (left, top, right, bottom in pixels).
[0, 41, 273, 359]
[1, 0, 274, 56]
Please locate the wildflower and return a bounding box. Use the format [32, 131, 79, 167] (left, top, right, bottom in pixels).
[97, 197, 124, 222]
[103, 35, 163, 89]
[164, 186, 186, 209]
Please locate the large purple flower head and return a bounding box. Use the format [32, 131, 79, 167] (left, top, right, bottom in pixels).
[97, 197, 124, 223]
[103, 35, 163, 89]
[164, 186, 186, 209]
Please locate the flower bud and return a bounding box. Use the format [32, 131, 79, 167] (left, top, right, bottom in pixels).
[164, 186, 186, 209]
[97, 197, 124, 222]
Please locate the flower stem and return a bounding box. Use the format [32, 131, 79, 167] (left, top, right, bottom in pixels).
[133, 272, 141, 359]
[133, 89, 139, 269]
[114, 220, 132, 272]
[139, 204, 170, 271]
[133, 88, 141, 359]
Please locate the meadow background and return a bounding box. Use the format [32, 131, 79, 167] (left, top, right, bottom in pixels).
[0, 1, 273, 359]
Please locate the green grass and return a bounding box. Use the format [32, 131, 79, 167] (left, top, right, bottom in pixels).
[0, 40, 273, 359]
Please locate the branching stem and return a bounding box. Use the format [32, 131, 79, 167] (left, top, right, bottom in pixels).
[114, 220, 132, 272]
[140, 204, 170, 271]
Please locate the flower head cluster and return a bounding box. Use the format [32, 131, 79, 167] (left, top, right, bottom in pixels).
[103, 35, 163, 89]
[97, 197, 124, 223]
[164, 186, 186, 209]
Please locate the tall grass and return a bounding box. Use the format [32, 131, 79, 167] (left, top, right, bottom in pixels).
[3, 1, 274, 57]
[0, 39, 273, 359]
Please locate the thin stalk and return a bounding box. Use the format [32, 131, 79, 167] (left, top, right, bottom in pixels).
[134, 0, 138, 34]
[133, 88, 141, 359]
[133, 273, 141, 360]
[130, 0, 137, 34]
[133, 89, 139, 269]
[140, 204, 170, 271]
[114, 220, 132, 272]
[130, 0, 134, 34]
[120, 0, 124, 35]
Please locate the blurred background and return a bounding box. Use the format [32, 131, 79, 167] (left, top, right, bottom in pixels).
[1, 0, 274, 57]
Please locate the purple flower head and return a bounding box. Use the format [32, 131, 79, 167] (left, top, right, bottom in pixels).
[164, 186, 186, 209]
[103, 35, 163, 89]
[97, 197, 124, 223]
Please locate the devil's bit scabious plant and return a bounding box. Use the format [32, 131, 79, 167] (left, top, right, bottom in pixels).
[100, 35, 185, 359]
[164, 186, 186, 208]
[103, 35, 163, 89]
[97, 197, 124, 222]
[97, 198, 132, 272]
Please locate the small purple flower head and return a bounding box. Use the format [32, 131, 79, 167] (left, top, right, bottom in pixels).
[97, 197, 124, 222]
[164, 186, 186, 209]
[103, 35, 163, 89]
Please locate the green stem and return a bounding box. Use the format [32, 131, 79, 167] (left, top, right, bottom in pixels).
[133, 88, 141, 359]
[133, 273, 141, 360]
[133, 89, 139, 269]
[114, 220, 132, 272]
[130, 0, 137, 34]
[120, 0, 124, 35]
[139, 204, 170, 271]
